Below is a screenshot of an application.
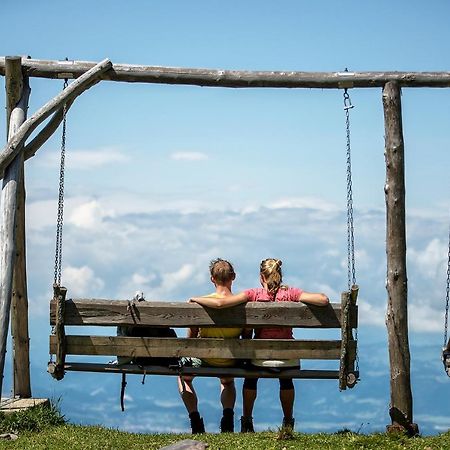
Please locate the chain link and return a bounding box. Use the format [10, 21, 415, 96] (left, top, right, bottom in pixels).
[343, 85, 359, 375]
[444, 222, 450, 347]
[344, 88, 356, 290]
[54, 79, 68, 287]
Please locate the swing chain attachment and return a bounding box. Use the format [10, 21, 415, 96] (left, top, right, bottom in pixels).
[443, 222, 450, 376]
[344, 86, 356, 290]
[444, 223, 450, 347]
[343, 77, 359, 376]
[53, 78, 69, 287]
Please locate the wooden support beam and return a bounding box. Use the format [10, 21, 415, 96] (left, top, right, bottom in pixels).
[11, 155, 30, 398]
[0, 58, 112, 178]
[50, 299, 357, 328]
[1, 58, 450, 88]
[23, 99, 74, 161]
[60, 362, 344, 380]
[7, 57, 32, 398]
[383, 81, 418, 436]
[0, 57, 31, 397]
[49, 335, 357, 361]
[49, 285, 67, 381]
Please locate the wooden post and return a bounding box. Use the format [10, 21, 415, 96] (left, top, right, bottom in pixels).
[11, 169, 31, 397]
[47, 285, 67, 381]
[382, 81, 418, 435]
[0, 56, 31, 398]
[5, 57, 32, 398]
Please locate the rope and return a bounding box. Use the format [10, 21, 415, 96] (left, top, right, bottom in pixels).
[53, 78, 69, 287]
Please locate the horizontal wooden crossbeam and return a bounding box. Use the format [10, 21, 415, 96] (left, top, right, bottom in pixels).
[50, 299, 357, 328]
[59, 362, 358, 380]
[50, 336, 357, 360]
[2, 57, 450, 88]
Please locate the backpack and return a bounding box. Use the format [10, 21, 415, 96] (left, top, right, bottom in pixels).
[117, 292, 179, 411]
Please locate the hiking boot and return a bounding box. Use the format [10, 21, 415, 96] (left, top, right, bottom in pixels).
[220, 408, 234, 433]
[282, 417, 295, 430]
[240, 415, 254, 433]
[189, 412, 205, 434]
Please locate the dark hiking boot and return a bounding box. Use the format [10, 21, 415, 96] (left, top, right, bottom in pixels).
[240, 415, 254, 433]
[282, 417, 295, 430]
[189, 411, 205, 434]
[220, 408, 234, 433]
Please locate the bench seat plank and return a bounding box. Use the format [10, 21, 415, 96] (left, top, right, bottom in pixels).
[50, 336, 357, 360]
[61, 362, 357, 380]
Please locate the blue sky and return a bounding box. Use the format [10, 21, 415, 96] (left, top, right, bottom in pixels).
[1, 0, 450, 435]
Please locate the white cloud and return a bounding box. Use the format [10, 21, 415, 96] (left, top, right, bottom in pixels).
[409, 238, 446, 281]
[170, 151, 208, 161]
[68, 199, 112, 229]
[356, 300, 386, 327]
[62, 265, 105, 297]
[268, 196, 339, 213]
[39, 147, 128, 169]
[409, 304, 443, 333]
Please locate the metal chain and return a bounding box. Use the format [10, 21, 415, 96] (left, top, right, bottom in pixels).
[343, 83, 359, 375]
[344, 87, 356, 290]
[53, 79, 68, 287]
[444, 222, 450, 347]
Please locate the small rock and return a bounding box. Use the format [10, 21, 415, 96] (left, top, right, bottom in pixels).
[0, 433, 18, 440]
[159, 439, 208, 450]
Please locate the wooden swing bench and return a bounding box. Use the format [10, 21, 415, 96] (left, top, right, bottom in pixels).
[48, 286, 359, 390]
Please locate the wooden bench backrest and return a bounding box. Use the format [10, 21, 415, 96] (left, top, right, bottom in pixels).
[49, 290, 359, 389]
[50, 299, 357, 328]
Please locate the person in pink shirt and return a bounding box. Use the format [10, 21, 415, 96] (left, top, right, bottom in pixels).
[190, 258, 329, 433]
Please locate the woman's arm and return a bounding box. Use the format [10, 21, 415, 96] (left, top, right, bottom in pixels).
[299, 291, 329, 306]
[189, 292, 249, 309]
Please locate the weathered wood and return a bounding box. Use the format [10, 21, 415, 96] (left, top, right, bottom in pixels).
[0, 58, 112, 178]
[6, 58, 32, 398]
[0, 57, 31, 398]
[1, 58, 450, 88]
[51, 285, 67, 380]
[49, 299, 356, 328]
[5, 57, 23, 136]
[0, 397, 49, 414]
[339, 291, 350, 390]
[23, 99, 74, 161]
[58, 362, 348, 380]
[11, 162, 31, 397]
[50, 335, 356, 361]
[383, 81, 417, 434]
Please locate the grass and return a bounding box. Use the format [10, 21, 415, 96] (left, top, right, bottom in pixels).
[0, 403, 448, 449]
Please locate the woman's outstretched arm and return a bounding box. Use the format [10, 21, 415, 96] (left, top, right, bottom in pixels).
[189, 292, 249, 308]
[299, 291, 329, 306]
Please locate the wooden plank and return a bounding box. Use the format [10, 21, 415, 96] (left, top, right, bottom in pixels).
[61, 362, 346, 379]
[50, 335, 356, 360]
[50, 299, 357, 328]
[2, 58, 450, 88]
[0, 397, 49, 414]
[51, 286, 67, 380]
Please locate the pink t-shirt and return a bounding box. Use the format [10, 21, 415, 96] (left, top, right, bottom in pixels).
[244, 286, 303, 339]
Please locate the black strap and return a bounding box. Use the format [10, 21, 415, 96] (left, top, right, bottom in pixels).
[120, 373, 127, 411]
